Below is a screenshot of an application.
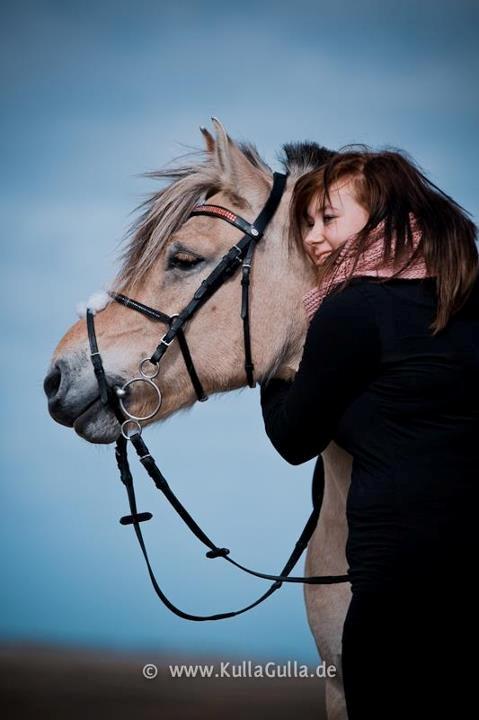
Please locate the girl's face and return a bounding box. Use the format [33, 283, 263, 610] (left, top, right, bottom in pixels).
[302, 178, 369, 266]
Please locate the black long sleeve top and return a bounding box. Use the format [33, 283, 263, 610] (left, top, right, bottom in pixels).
[260, 276, 479, 593]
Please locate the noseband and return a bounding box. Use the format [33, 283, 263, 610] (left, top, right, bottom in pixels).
[86, 172, 348, 621]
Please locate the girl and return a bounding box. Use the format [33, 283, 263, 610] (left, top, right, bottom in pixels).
[260, 148, 478, 719]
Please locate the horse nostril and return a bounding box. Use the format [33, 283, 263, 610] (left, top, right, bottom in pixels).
[43, 363, 62, 401]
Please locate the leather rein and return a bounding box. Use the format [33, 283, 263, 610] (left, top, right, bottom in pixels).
[85, 171, 349, 622]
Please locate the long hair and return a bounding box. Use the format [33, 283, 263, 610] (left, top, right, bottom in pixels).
[290, 147, 478, 334]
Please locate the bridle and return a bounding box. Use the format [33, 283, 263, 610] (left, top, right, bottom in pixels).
[85, 171, 349, 621]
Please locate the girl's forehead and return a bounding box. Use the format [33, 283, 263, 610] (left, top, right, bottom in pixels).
[328, 178, 355, 200]
[307, 179, 353, 213]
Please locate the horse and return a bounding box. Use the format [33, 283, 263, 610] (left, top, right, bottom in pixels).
[44, 117, 352, 720]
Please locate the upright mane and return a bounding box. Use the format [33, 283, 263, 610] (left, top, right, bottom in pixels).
[278, 141, 336, 176]
[115, 139, 334, 290]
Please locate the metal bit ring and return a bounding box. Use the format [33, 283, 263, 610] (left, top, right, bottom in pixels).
[118, 377, 162, 422]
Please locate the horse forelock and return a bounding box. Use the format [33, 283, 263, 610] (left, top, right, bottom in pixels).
[113, 139, 334, 292]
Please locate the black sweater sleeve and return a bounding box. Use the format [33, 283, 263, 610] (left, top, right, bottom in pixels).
[260, 284, 381, 465]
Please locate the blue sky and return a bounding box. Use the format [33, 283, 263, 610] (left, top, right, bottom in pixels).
[1, 0, 478, 664]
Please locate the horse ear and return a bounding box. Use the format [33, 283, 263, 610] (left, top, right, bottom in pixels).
[210, 116, 233, 175]
[210, 116, 269, 196]
[200, 125, 215, 153]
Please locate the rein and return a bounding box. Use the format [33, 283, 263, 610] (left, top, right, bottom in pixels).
[86, 172, 349, 621]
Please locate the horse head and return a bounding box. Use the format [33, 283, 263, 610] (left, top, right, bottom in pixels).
[44, 118, 331, 443]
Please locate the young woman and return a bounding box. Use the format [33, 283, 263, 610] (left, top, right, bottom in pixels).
[260, 148, 478, 719]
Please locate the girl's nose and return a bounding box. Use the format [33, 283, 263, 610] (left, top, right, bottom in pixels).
[304, 225, 326, 249]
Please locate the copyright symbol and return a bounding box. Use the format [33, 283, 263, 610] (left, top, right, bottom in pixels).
[142, 664, 158, 679]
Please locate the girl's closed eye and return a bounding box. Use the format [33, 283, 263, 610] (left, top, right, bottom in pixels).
[302, 216, 315, 230]
[323, 214, 336, 225]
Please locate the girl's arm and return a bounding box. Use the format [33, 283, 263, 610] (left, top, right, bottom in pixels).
[260, 283, 381, 465]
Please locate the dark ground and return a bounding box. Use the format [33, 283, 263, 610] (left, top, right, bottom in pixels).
[0, 642, 327, 719]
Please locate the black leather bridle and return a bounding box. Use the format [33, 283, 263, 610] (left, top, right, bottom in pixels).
[85, 171, 348, 621]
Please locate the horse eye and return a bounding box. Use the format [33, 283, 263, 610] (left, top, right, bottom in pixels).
[168, 252, 204, 271]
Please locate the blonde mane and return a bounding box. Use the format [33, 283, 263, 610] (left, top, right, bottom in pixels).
[114, 140, 334, 291]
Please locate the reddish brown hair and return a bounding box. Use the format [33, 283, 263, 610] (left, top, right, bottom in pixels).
[290, 147, 478, 334]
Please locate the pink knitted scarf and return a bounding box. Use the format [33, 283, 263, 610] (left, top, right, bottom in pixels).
[302, 215, 433, 322]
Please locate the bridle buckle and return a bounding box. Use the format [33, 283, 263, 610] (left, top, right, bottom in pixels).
[160, 334, 174, 348]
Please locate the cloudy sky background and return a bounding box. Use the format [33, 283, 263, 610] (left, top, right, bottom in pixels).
[1, 0, 478, 663]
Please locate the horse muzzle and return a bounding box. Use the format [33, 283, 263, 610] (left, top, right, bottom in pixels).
[43, 357, 123, 443]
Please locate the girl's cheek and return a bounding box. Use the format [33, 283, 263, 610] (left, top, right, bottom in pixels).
[327, 230, 340, 249]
